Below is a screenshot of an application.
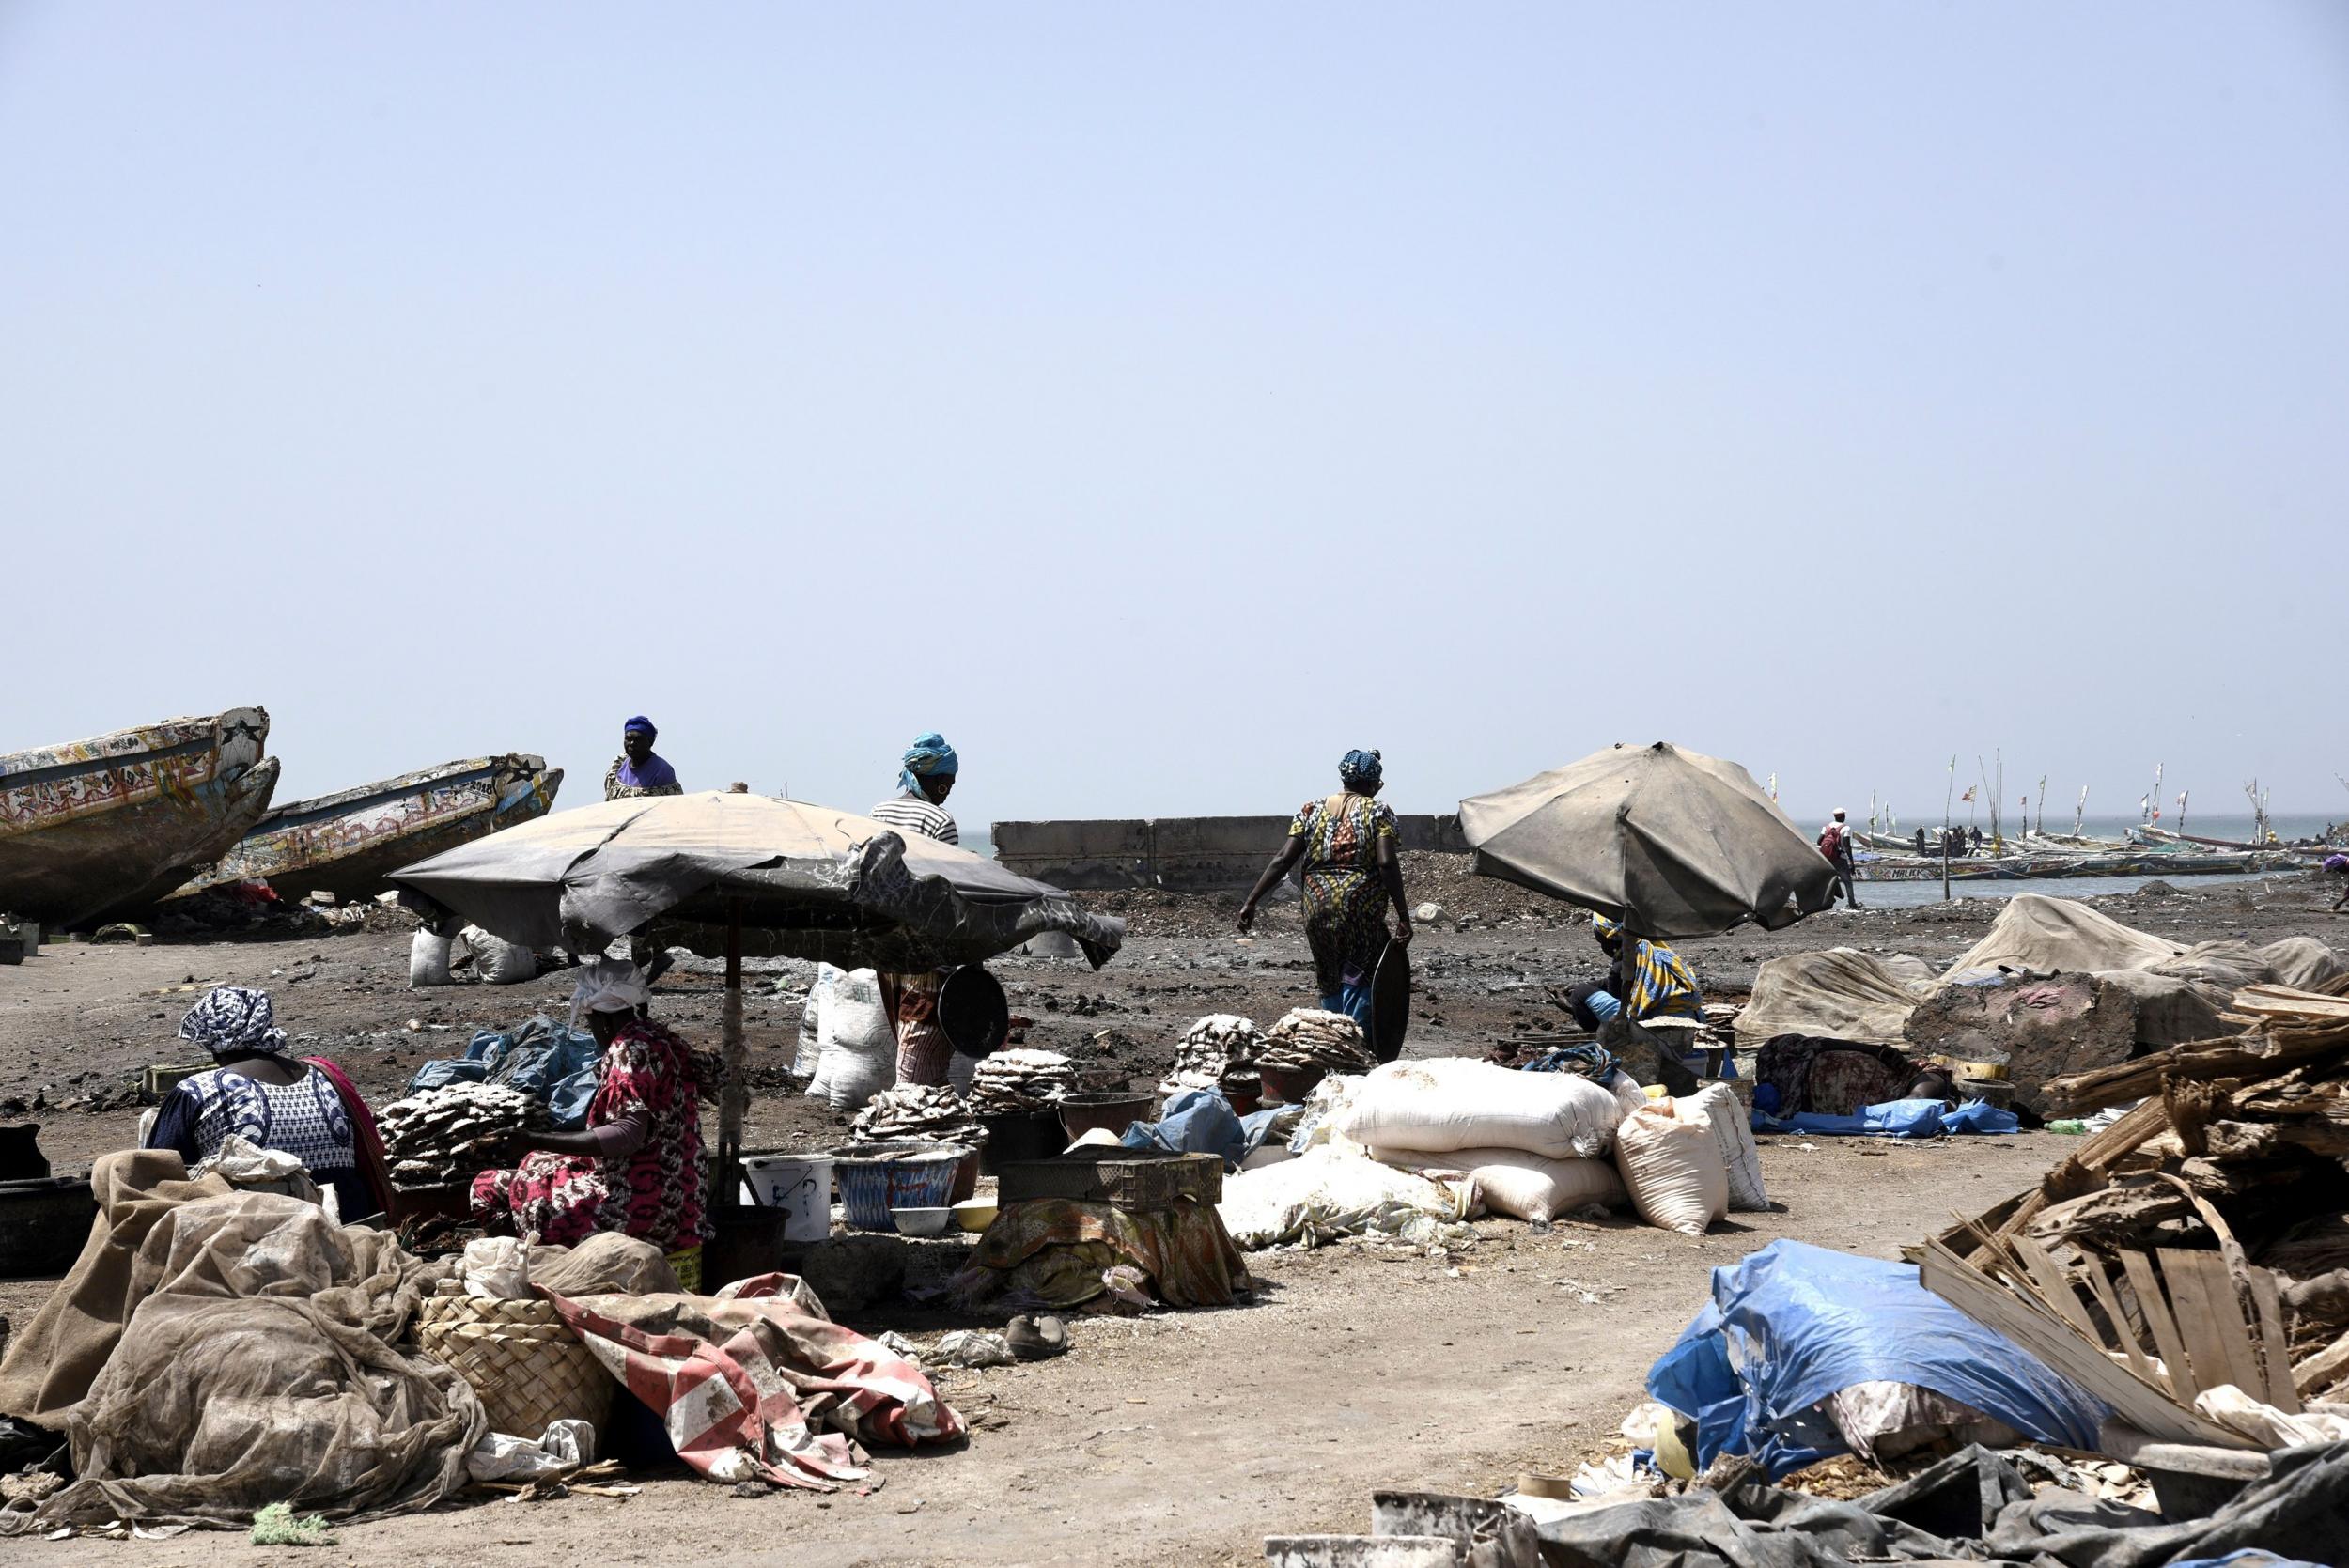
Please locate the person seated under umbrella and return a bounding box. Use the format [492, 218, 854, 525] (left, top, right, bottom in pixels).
[1561, 914, 1703, 1030]
[144, 986, 394, 1220]
[471, 958, 713, 1287]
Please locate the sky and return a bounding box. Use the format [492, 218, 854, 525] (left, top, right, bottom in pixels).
[5, 4, 2345, 835]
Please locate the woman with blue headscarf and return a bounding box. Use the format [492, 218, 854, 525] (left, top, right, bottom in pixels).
[1237, 749, 1413, 1031]
[604, 716, 682, 801]
[870, 732, 961, 1083]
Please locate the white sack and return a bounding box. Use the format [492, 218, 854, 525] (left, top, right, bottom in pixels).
[1217, 1145, 1473, 1250]
[1607, 1069, 1650, 1121]
[1337, 1057, 1625, 1161]
[409, 928, 456, 988]
[794, 963, 840, 1079]
[1615, 1098, 1727, 1236]
[1688, 1083, 1767, 1213]
[462, 925, 538, 986]
[817, 967, 896, 1113]
[1376, 1146, 1626, 1222]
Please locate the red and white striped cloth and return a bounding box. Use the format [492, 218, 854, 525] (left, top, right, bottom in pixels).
[544, 1273, 963, 1490]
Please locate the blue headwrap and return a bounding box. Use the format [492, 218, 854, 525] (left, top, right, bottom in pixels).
[179, 986, 289, 1060]
[623, 716, 657, 737]
[1338, 749, 1383, 791]
[897, 732, 959, 796]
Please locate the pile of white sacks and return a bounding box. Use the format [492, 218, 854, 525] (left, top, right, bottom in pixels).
[1217, 1056, 1768, 1248]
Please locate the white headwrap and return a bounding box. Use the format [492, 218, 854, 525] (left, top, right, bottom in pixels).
[569, 957, 650, 1032]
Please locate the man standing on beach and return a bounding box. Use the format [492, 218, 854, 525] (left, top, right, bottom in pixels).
[1818, 809, 1861, 908]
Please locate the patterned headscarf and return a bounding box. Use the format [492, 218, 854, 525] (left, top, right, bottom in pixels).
[1591, 913, 1621, 944]
[897, 732, 959, 796]
[1338, 749, 1383, 791]
[178, 986, 289, 1060]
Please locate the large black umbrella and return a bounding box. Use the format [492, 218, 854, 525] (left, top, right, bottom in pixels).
[390, 791, 1124, 1202]
[1457, 741, 1838, 939]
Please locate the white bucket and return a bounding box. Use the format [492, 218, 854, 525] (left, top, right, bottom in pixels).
[740, 1154, 833, 1243]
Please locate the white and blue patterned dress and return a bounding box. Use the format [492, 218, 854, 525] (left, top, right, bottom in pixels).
[147, 1064, 374, 1218]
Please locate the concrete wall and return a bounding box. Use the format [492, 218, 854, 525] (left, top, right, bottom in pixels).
[993, 814, 1469, 892]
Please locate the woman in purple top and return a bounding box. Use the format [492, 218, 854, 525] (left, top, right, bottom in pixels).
[604, 715, 681, 800]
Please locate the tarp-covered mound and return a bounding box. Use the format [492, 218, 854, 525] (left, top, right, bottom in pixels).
[1739, 949, 1936, 1046]
[2, 1178, 480, 1533]
[1646, 1240, 2108, 1481]
[1940, 894, 2182, 981]
[547, 1274, 961, 1491]
[1532, 1439, 2349, 1568]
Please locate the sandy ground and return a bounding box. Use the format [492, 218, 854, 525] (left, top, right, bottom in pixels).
[4, 866, 2343, 1565]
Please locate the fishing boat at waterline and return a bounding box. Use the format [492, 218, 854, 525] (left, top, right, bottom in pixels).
[1854, 846, 2301, 883]
[170, 753, 563, 905]
[0, 708, 281, 926]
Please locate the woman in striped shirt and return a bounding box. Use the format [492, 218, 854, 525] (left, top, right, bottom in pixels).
[870, 733, 959, 1083]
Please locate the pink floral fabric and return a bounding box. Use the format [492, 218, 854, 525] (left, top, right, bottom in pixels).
[471, 1018, 708, 1251]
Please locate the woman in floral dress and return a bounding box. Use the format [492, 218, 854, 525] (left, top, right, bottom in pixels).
[472, 959, 710, 1282]
[1236, 748, 1413, 1030]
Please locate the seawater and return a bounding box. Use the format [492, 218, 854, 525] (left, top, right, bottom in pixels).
[1851, 870, 2291, 910]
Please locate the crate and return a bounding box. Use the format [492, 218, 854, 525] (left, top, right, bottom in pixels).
[996, 1149, 1222, 1212]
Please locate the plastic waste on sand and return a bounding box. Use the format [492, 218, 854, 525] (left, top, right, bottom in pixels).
[1645, 1238, 2109, 1479]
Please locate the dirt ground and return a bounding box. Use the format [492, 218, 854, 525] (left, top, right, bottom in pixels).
[5, 866, 2344, 1565]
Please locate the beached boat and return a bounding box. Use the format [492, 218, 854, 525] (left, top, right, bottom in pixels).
[171, 754, 563, 905]
[2138, 826, 2343, 857]
[0, 708, 282, 926]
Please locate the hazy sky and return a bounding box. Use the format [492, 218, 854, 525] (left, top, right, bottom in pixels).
[7, 5, 2344, 833]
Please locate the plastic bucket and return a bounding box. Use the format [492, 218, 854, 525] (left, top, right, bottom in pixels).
[740, 1153, 832, 1243]
[827, 1142, 970, 1232]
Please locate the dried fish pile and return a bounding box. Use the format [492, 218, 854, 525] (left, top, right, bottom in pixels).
[1921, 980, 2349, 1449]
[1162, 1014, 1263, 1094]
[969, 1048, 1076, 1115]
[1258, 1008, 1377, 1075]
[853, 1083, 986, 1145]
[379, 1081, 552, 1187]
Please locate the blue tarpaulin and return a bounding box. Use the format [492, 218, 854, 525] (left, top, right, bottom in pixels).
[1751, 1095, 2019, 1139]
[405, 1015, 600, 1128]
[1646, 1239, 2109, 1479]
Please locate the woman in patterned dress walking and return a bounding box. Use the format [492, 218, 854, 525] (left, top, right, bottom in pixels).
[1237, 749, 1413, 1031]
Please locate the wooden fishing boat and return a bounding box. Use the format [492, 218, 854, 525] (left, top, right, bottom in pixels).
[171, 753, 562, 905]
[0, 708, 281, 926]
[2138, 826, 2342, 857]
[1857, 846, 2298, 883]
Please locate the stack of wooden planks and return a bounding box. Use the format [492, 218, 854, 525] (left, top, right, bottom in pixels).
[1920, 982, 2349, 1449]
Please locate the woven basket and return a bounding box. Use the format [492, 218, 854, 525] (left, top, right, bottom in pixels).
[414, 1295, 614, 1437]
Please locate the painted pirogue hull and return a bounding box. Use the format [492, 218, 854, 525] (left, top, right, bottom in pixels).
[172, 755, 563, 904]
[0, 708, 281, 925]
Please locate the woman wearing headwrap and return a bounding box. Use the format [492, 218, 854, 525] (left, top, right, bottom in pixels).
[1569, 914, 1703, 1027]
[470, 959, 711, 1283]
[870, 732, 960, 1083]
[604, 715, 682, 800]
[1237, 749, 1412, 1031]
[144, 986, 394, 1220]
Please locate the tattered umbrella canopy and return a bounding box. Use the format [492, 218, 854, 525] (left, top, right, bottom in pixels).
[1458, 742, 1839, 939]
[388, 790, 1124, 971]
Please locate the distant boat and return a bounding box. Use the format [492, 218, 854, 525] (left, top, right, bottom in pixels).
[0, 708, 281, 926]
[171, 754, 563, 905]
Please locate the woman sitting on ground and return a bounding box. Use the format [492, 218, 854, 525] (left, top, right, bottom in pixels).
[1563, 914, 1703, 1029]
[144, 986, 393, 1220]
[471, 958, 712, 1286]
[1237, 748, 1412, 1032]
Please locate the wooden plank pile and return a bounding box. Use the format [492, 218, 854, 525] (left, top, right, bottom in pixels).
[1920, 980, 2349, 1449]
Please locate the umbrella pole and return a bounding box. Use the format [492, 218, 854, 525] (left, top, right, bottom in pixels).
[720, 906, 745, 1203]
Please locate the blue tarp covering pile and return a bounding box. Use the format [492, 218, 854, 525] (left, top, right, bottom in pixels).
[405, 1014, 599, 1127]
[1751, 1095, 2019, 1139]
[1647, 1239, 2108, 1479]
